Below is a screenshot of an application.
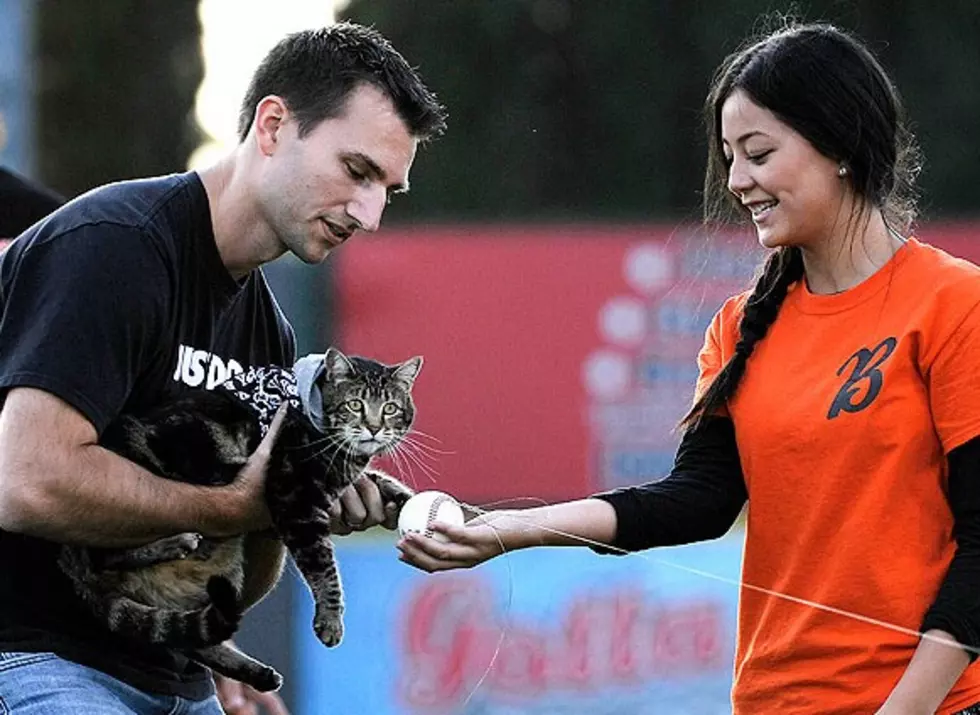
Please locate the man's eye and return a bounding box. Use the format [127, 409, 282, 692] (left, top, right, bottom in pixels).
[347, 164, 366, 182]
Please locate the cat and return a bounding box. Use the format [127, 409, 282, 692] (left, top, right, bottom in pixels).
[57, 347, 421, 691]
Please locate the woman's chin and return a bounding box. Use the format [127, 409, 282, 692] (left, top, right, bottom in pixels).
[756, 227, 788, 250]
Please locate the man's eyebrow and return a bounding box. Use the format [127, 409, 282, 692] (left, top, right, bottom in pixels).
[348, 152, 407, 193]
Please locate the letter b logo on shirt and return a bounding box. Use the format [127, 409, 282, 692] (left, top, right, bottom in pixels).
[827, 337, 897, 419]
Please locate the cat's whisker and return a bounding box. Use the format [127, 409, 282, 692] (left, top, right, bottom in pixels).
[407, 428, 445, 444]
[297, 433, 346, 464]
[385, 447, 422, 492]
[340, 438, 360, 476]
[383, 442, 421, 480]
[405, 430, 448, 454]
[290, 431, 341, 453]
[405, 432, 455, 455]
[296, 438, 340, 454]
[392, 444, 439, 484]
[398, 441, 442, 473]
[310, 434, 352, 467]
[286, 438, 337, 460]
[401, 441, 448, 465]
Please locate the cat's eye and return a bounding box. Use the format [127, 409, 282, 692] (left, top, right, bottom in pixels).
[382, 403, 401, 416]
[345, 399, 364, 413]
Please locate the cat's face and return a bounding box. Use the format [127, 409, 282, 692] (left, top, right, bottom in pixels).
[317, 348, 422, 457]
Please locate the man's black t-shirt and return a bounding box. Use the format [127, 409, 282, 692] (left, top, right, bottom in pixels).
[0, 172, 296, 698]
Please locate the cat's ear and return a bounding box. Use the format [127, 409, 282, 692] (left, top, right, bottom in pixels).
[323, 347, 357, 383]
[392, 356, 423, 386]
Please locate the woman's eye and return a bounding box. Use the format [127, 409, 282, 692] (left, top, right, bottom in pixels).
[747, 150, 772, 164]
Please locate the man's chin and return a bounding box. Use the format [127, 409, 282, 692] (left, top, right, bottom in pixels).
[289, 243, 333, 265]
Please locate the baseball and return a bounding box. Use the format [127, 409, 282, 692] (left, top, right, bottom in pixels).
[397, 490, 465, 543]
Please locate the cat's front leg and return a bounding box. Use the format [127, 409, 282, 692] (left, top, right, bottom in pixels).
[308, 534, 345, 648]
[364, 468, 415, 511]
[271, 500, 345, 648]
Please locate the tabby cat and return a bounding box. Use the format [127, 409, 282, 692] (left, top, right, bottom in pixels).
[57, 347, 420, 691]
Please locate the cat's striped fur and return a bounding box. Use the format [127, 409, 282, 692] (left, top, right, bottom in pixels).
[57, 348, 420, 691]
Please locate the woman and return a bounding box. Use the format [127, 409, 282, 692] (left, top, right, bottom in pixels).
[397, 22, 980, 715]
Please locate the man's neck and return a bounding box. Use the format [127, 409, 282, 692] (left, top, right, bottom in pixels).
[198, 152, 285, 280]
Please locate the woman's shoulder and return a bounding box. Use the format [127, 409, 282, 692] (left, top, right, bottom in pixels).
[712, 290, 751, 331]
[698, 290, 752, 355]
[904, 239, 980, 356]
[908, 238, 980, 299]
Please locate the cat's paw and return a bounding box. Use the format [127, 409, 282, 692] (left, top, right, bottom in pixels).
[249, 666, 284, 693]
[370, 471, 415, 506]
[313, 610, 344, 648]
[171, 532, 203, 558]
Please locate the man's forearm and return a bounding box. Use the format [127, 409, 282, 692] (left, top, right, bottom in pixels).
[0, 442, 239, 547]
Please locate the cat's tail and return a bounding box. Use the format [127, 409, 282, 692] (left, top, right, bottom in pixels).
[102, 577, 243, 649]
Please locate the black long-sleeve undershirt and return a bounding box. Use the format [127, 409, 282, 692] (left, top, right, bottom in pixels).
[591, 417, 747, 553]
[922, 435, 980, 660]
[591, 418, 980, 660]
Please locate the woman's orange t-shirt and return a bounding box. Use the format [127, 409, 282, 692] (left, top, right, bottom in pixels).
[697, 239, 980, 714]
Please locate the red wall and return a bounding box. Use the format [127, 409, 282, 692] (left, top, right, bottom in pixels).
[334, 224, 980, 505]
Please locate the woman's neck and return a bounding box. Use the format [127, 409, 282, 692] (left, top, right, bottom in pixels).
[800, 209, 906, 295]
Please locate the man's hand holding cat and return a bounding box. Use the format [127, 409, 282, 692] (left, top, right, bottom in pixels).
[214, 404, 289, 536]
[328, 474, 399, 535]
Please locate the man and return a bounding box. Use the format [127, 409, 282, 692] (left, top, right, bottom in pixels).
[0, 22, 446, 715]
[2, 174, 292, 715]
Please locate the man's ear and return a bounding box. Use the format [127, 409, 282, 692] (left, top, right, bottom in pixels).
[254, 95, 290, 157]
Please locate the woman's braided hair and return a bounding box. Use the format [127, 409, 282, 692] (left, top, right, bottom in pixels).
[682, 247, 803, 429]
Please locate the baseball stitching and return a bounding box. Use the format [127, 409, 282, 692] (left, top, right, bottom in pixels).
[425, 494, 452, 538]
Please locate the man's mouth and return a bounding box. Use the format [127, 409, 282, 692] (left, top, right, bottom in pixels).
[320, 218, 353, 246]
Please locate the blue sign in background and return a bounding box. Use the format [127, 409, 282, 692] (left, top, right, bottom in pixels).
[0, 0, 38, 173]
[294, 532, 744, 715]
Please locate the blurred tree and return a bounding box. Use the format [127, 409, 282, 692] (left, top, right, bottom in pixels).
[35, 0, 203, 197]
[343, 0, 980, 223]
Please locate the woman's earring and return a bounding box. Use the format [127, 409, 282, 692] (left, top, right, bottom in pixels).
[838, 165, 848, 178]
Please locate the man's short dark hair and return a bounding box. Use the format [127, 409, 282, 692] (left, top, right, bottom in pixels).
[237, 22, 447, 143]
